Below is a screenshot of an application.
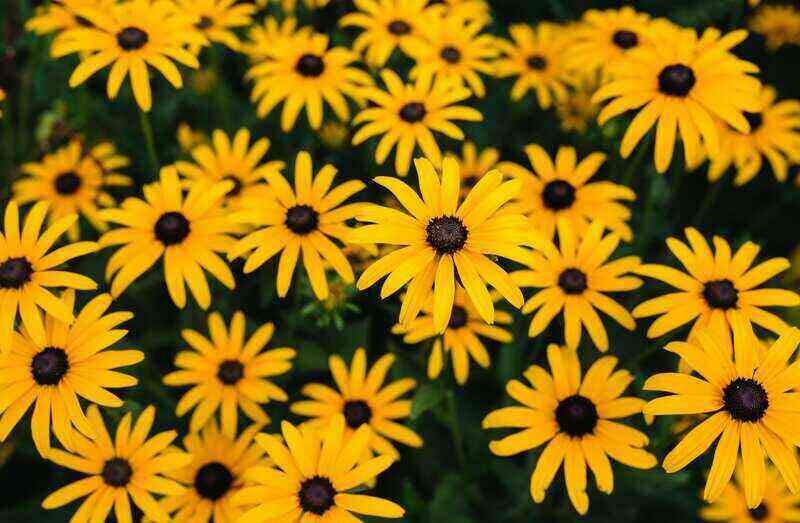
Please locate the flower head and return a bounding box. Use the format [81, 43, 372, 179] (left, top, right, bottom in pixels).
[445, 141, 501, 197]
[174, 0, 255, 51]
[749, 5, 800, 52]
[700, 464, 800, 522]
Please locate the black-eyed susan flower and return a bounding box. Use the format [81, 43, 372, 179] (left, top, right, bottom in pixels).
[351, 157, 529, 333]
[749, 5, 800, 52]
[51, 0, 206, 111]
[291, 347, 422, 463]
[232, 415, 405, 522]
[175, 0, 255, 52]
[701, 465, 800, 522]
[25, 0, 112, 36]
[0, 290, 142, 457]
[352, 69, 483, 176]
[163, 311, 296, 436]
[643, 317, 800, 508]
[242, 16, 306, 64]
[160, 421, 267, 522]
[495, 22, 570, 108]
[427, 0, 490, 23]
[633, 228, 800, 339]
[0, 201, 97, 346]
[592, 28, 762, 173]
[174, 128, 284, 209]
[500, 144, 635, 242]
[14, 138, 132, 240]
[555, 75, 601, 133]
[177, 122, 209, 152]
[100, 166, 237, 309]
[393, 286, 512, 385]
[483, 345, 656, 515]
[229, 151, 364, 300]
[42, 405, 192, 522]
[445, 141, 501, 197]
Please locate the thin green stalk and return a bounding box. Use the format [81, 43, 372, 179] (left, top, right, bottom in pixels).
[692, 180, 723, 227]
[139, 109, 160, 174]
[445, 391, 466, 470]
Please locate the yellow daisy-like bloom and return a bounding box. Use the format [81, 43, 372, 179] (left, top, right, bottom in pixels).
[51, 0, 205, 112]
[633, 228, 800, 339]
[163, 311, 296, 436]
[177, 122, 209, 152]
[246, 24, 372, 131]
[701, 465, 800, 522]
[0, 290, 142, 457]
[175, 0, 255, 52]
[401, 13, 498, 98]
[339, 0, 431, 67]
[42, 405, 192, 522]
[160, 421, 267, 522]
[174, 128, 284, 209]
[392, 286, 512, 385]
[99, 167, 237, 309]
[643, 317, 800, 508]
[445, 141, 501, 198]
[242, 16, 307, 64]
[427, 0, 490, 23]
[232, 415, 405, 522]
[0, 201, 97, 347]
[14, 138, 132, 241]
[495, 22, 570, 108]
[291, 347, 422, 463]
[483, 344, 656, 515]
[592, 28, 762, 173]
[750, 5, 800, 52]
[352, 69, 483, 176]
[708, 86, 800, 185]
[351, 157, 529, 333]
[512, 220, 641, 351]
[229, 151, 364, 300]
[555, 75, 601, 133]
[25, 0, 113, 36]
[500, 144, 636, 242]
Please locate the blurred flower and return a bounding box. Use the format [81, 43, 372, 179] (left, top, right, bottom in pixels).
[555, 75, 601, 133]
[190, 68, 218, 94]
[484, 344, 655, 515]
[749, 5, 800, 52]
[175, 0, 255, 52]
[242, 16, 305, 63]
[299, 277, 360, 330]
[0, 88, 5, 118]
[25, 0, 114, 36]
[317, 121, 351, 149]
[177, 122, 209, 152]
[426, 0, 490, 23]
[700, 465, 800, 522]
[445, 141, 500, 197]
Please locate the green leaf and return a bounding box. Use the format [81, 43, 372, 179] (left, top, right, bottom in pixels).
[410, 383, 446, 420]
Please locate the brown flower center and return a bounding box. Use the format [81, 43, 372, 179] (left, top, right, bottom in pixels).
[703, 279, 738, 310]
[154, 212, 191, 246]
[387, 20, 411, 35]
[612, 29, 638, 49]
[399, 102, 426, 123]
[426, 216, 468, 254]
[542, 180, 576, 210]
[116, 27, 149, 51]
[723, 378, 768, 422]
[194, 462, 234, 500]
[285, 205, 319, 235]
[343, 400, 372, 428]
[527, 54, 547, 70]
[217, 359, 244, 385]
[558, 268, 587, 295]
[296, 54, 326, 77]
[448, 305, 468, 329]
[31, 347, 69, 385]
[54, 171, 82, 195]
[555, 395, 598, 436]
[0, 257, 33, 289]
[658, 64, 696, 97]
[440, 46, 461, 63]
[102, 458, 133, 487]
[299, 476, 337, 515]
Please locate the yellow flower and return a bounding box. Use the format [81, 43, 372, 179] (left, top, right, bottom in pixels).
[0, 201, 97, 346]
[0, 290, 142, 457]
[174, 0, 255, 51]
[232, 415, 405, 522]
[42, 405, 193, 522]
[593, 28, 762, 173]
[445, 141, 501, 197]
[483, 345, 655, 515]
[500, 144, 636, 242]
[160, 421, 267, 523]
[393, 286, 512, 385]
[163, 310, 295, 436]
[351, 157, 529, 333]
[352, 69, 483, 176]
[316, 121, 351, 149]
[242, 16, 306, 64]
[555, 75, 601, 133]
[513, 220, 641, 350]
[229, 151, 364, 300]
[177, 122, 209, 151]
[25, 0, 114, 36]
[750, 5, 800, 52]
[0, 88, 4, 117]
[701, 465, 800, 522]
[427, 0, 490, 23]
[292, 347, 422, 462]
[643, 318, 800, 508]
[14, 138, 132, 240]
[633, 228, 800, 339]
[100, 167, 237, 309]
[51, 0, 206, 111]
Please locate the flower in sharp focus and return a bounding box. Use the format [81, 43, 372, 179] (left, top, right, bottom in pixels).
[749, 5, 800, 52]
[41, 405, 192, 522]
[352, 69, 483, 176]
[445, 141, 501, 198]
[174, 0, 256, 52]
[483, 344, 655, 515]
[99, 166, 237, 309]
[633, 227, 800, 339]
[700, 465, 800, 522]
[513, 219, 641, 350]
[163, 311, 296, 436]
[643, 317, 800, 508]
[0, 290, 142, 457]
[232, 415, 405, 522]
[229, 151, 364, 300]
[351, 157, 530, 333]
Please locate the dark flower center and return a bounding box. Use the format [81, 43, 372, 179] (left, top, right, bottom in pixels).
[387, 20, 411, 35]
[31, 347, 69, 386]
[612, 29, 639, 49]
[0, 257, 33, 289]
[296, 54, 326, 77]
[426, 216, 468, 254]
[749, 504, 769, 520]
[658, 64, 696, 97]
[194, 462, 234, 500]
[527, 54, 547, 70]
[399, 102, 426, 123]
[440, 46, 461, 63]
[555, 395, 598, 437]
[558, 268, 587, 295]
[102, 458, 133, 487]
[285, 205, 319, 235]
[723, 378, 769, 422]
[744, 111, 763, 132]
[542, 180, 576, 210]
[196, 16, 214, 30]
[116, 27, 149, 51]
[448, 305, 468, 329]
[217, 359, 244, 385]
[222, 176, 243, 197]
[74, 15, 93, 27]
[703, 279, 738, 310]
[154, 212, 191, 246]
[299, 476, 337, 515]
[54, 171, 82, 195]
[343, 400, 372, 428]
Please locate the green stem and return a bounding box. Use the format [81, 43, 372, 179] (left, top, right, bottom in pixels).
[692, 181, 723, 227]
[445, 391, 466, 469]
[139, 109, 160, 174]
